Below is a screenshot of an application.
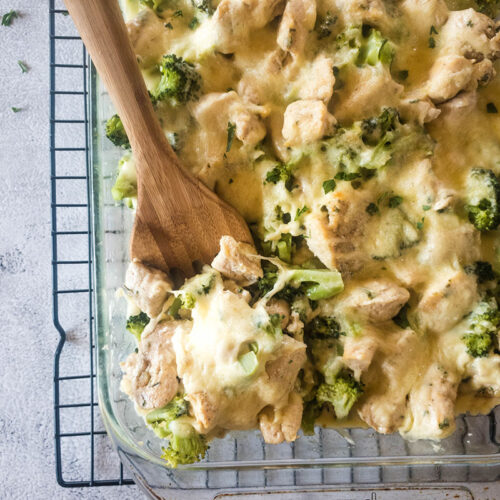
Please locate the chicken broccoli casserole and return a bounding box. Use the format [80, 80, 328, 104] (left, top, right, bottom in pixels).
[109, 0, 500, 467]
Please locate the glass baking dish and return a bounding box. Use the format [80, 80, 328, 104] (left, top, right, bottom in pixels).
[89, 58, 500, 498]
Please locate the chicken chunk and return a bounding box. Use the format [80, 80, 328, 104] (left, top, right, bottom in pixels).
[402, 363, 459, 440]
[427, 55, 478, 104]
[438, 90, 478, 122]
[125, 261, 173, 318]
[332, 0, 389, 31]
[461, 354, 500, 397]
[439, 9, 500, 61]
[237, 49, 293, 105]
[342, 280, 410, 323]
[334, 67, 404, 123]
[416, 268, 478, 334]
[186, 391, 218, 433]
[306, 187, 370, 276]
[399, 0, 449, 38]
[358, 329, 424, 434]
[342, 333, 378, 380]
[259, 392, 303, 444]
[265, 298, 291, 330]
[121, 322, 185, 410]
[223, 279, 252, 302]
[211, 235, 263, 286]
[192, 91, 269, 163]
[391, 158, 457, 213]
[212, 0, 285, 53]
[418, 213, 481, 266]
[127, 9, 168, 68]
[400, 96, 441, 125]
[282, 100, 336, 147]
[286, 311, 304, 338]
[265, 335, 307, 392]
[426, 9, 500, 102]
[296, 54, 335, 103]
[277, 0, 316, 57]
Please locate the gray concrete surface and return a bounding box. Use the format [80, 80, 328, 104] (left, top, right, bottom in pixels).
[0, 2, 499, 499]
[0, 1, 139, 498]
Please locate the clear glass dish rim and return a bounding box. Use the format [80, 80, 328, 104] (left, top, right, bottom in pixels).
[88, 63, 500, 473]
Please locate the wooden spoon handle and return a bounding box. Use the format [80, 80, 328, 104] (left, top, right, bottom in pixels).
[64, 0, 172, 160]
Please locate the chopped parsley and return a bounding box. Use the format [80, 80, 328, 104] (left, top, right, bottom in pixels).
[335, 171, 361, 181]
[265, 163, 295, 191]
[1, 10, 18, 26]
[275, 206, 291, 224]
[422, 204, 432, 211]
[18, 60, 28, 73]
[226, 122, 236, 153]
[428, 37, 436, 49]
[487, 102, 498, 114]
[173, 9, 183, 17]
[11, 107, 22, 113]
[295, 206, 309, 220]
[366, 202, 379, 215]
[189, 17, 199, 29]
[322, 179, 336, 194]
[388, 195, 403, 208]
[164, 22, 173, 29]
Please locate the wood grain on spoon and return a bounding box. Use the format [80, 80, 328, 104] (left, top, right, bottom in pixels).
[64, 0, 253, 276]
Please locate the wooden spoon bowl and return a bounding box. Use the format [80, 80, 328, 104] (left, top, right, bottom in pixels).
[64, 0, 253, 276]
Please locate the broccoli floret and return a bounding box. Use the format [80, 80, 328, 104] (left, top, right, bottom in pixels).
[321, 107, 432, 183]
[361, 108, 400, 147]
[301, 399, 322, 435]
[146, 396, 189, 434]
[465, 168, 500, 232]
[154, 54, 202, 104]
[465, 261, 496, 284]
[105, 114, 130, 149]
[356, 26, 394, 66]
[463, 331, 494, 357]
[126, 311, 150, 341]
[287, 268, 344, 301]
[254, 263, 344, 302]
[265, 162, 295, 191]
[260, 233, 296, 263]
[140, 0, 173, 12]
[111, 155, 137, 201]
[335, 25, 394, 68]
[475, 0, 500, 18]
[462, 299, 500, 357]
[146, 397, 208, 467]
[305, 316, 342, 339]
[181, 271, 216, 299]
[316, 374, 363, 419]
[161, 420, 208, 467]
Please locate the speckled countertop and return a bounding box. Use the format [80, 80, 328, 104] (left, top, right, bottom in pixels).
[0, 2, 499, 499]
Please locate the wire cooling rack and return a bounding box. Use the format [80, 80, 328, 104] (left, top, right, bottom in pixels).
[50, 0, 134, 487]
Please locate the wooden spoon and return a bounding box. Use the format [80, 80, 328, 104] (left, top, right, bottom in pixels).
[64, 0, 253, 276]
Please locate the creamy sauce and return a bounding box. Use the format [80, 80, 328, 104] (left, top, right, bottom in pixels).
[119, 0, 500, 445]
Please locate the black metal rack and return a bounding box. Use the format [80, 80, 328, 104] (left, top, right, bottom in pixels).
[50, 0, 134, 487]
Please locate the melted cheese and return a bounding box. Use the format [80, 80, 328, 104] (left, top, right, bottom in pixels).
[119, 0, 500, 442]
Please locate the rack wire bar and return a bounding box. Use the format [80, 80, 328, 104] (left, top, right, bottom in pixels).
[50, 1, 133, 487]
